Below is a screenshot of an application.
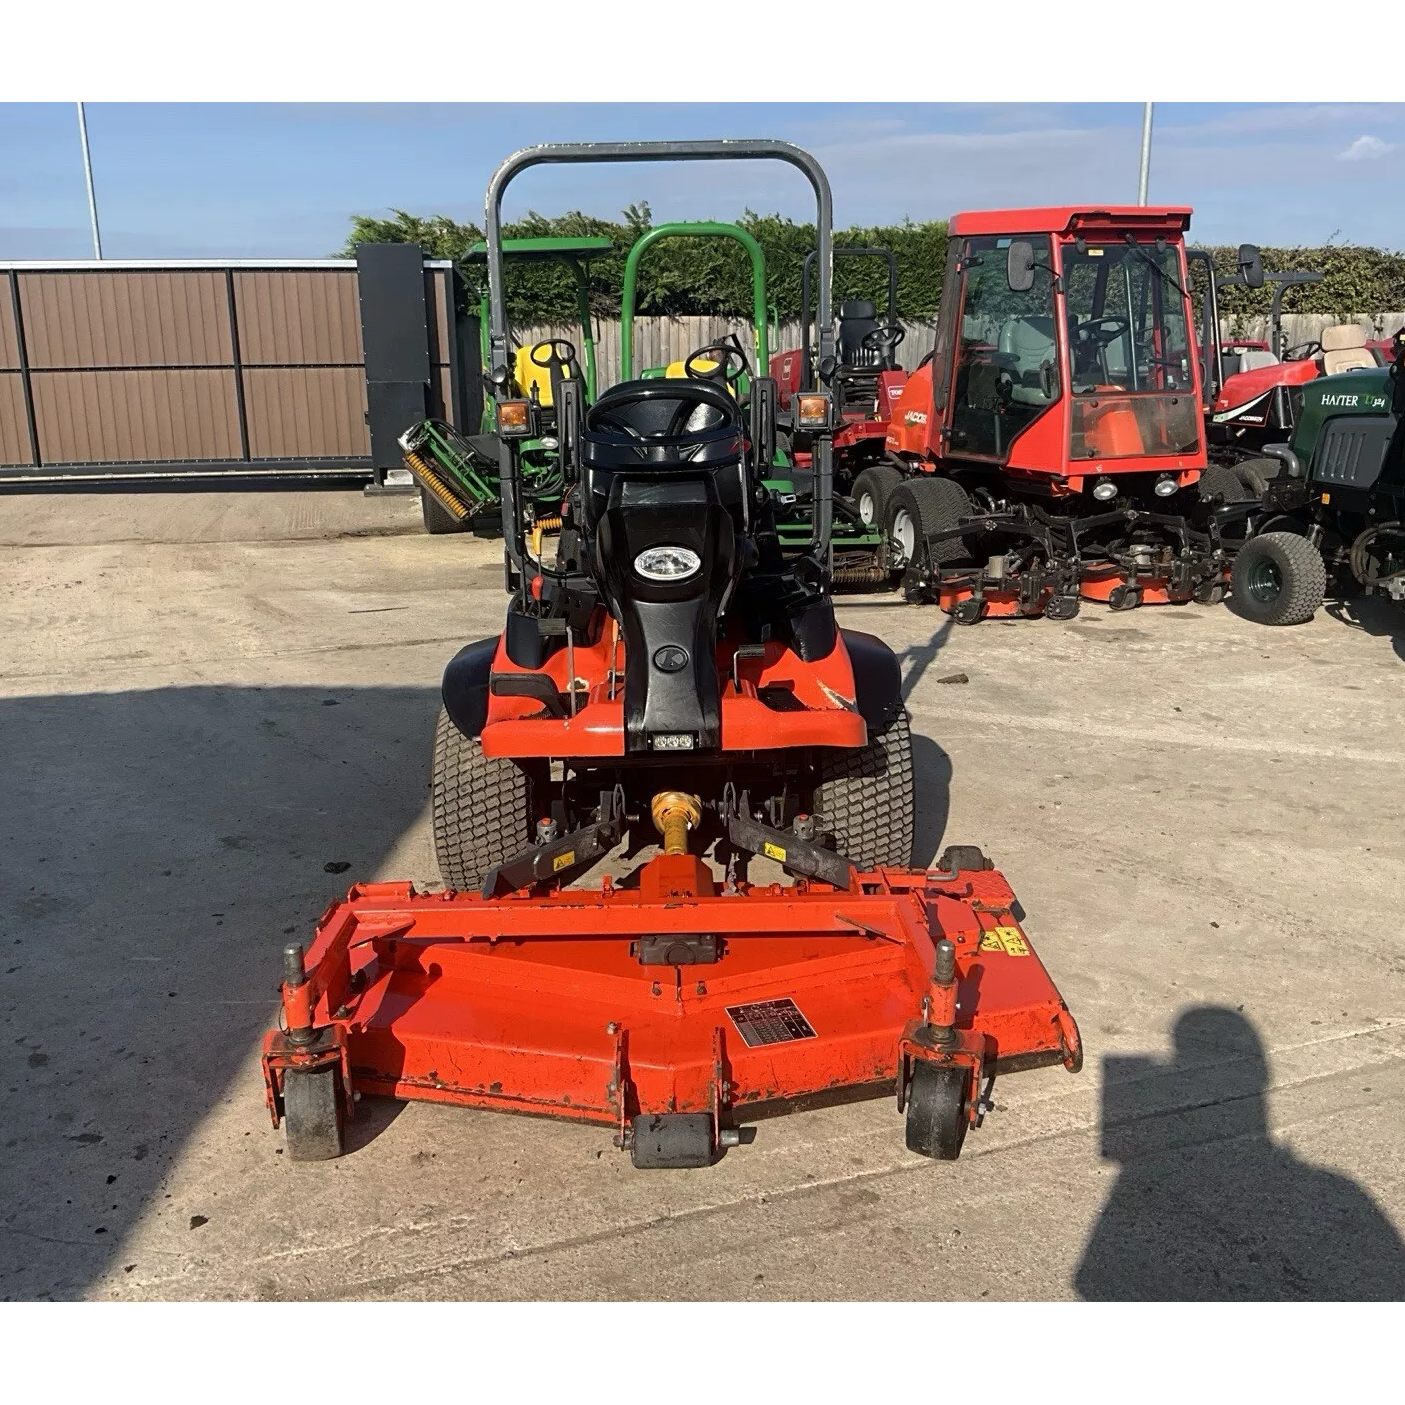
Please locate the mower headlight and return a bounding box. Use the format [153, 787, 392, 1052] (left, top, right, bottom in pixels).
[634, 546, 701, 582]
[1092, 477, 1118, 501]
[538, 436, 559, 451]
[796, 392, 833, 431]
[495, 399, 533, 437]
[1154, 475, 1178, 498]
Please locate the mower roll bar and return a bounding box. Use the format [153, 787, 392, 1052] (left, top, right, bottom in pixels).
[799, 246, 899, 391]
[619, 222, 770, 380]
[1267, 271, 1324, 358]
[484, 140, 836, 584]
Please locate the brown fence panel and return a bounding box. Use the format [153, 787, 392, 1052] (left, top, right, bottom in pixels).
[0, 375, 32, 464]
[243, 367, 370, 460]
[233, 270, 362, 365]
[0, 291, 20, 370]
[32, 370, 241, 464]
[19, 271, 230, 368]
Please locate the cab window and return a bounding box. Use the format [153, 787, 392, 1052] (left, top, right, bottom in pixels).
[948, 235, 1060, 460]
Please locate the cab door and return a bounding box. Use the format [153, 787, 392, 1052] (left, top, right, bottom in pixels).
[941, 234, 1060, 463]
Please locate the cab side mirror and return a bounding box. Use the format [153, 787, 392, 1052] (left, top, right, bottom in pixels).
[1006, 241, 1035, 293]
[1237, 244, 1265, 290]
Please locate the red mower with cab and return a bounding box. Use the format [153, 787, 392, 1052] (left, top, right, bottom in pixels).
[880, 206, 1252, 621]
[261, 140, 1081, 1170]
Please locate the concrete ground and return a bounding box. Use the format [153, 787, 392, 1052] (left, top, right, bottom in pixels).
[2, 488, 1404, 1302]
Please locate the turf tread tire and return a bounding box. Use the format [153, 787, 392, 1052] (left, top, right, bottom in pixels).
[813, 708, 915, 870]
[885, 477, 976, 568]
[1231, 531, 1326, 626]
[851, 464, 904, 527]
[432, 707, 535, 890]
[421, 486, 469, 535]
[1198, 462, 1252, 503]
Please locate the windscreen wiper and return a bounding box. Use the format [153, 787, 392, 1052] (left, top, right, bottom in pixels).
[1123, 234, 1187, 299]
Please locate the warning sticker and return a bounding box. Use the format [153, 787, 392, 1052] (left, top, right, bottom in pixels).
[725, 998, 817, 1048]
[762, 841, 788, 862]
[552, 850, 575, 872]
[980, 925, 1030, 957]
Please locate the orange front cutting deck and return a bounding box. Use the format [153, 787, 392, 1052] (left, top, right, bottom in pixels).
[262, 856, 1081, 1140]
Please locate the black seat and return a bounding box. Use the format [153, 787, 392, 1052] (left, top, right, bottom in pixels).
[837, 300, 881, 367]
[579, 378, 751, 753]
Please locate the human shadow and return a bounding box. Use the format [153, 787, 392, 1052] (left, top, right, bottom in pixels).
[0, 683, 441, 1300]
[1324, 594, 1405, 668]
[1075, 1006, 1405, 1300]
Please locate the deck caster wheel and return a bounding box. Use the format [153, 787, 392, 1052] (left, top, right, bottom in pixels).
[630, 1113, 718, 1170]
[950, 597, 985, 626]
[904, 1061, 969, 1161]
[1193, 580, 1225, 605]
[1108, 584, 1142, 611]
[938, 844, 992, 873]
[282, 1064, 345, 1162]
[1044, 593, 1080, 621]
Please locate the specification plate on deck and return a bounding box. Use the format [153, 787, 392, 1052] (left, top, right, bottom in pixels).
[725, 998, 817, 1048]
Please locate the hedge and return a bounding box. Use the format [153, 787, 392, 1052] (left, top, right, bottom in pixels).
[340, 209, 1405, 323]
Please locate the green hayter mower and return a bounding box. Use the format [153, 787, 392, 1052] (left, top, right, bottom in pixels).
[402, 235, 611, 535]
[1228, 329, 1405, 623]
[618, 219, 887, 584]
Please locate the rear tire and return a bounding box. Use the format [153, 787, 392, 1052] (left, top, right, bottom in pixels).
[813, 708, 915, 869]
[884, 477, 976, 572]
[851, 465, 904, 528]
[1230, 531, 1326, 625]
[432, 707, 537, 889]
[421, 486, 469, 535]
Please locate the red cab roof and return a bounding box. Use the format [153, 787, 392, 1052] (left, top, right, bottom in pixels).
[949, 206, 1193, 237]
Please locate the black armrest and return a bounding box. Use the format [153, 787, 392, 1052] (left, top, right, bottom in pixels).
[489, 672, 568, 719]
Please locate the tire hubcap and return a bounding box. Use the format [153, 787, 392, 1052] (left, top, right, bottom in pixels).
[1246, 557, 1283, 602]
[858, 490, 876, 525]
[892, 508, 917, 567]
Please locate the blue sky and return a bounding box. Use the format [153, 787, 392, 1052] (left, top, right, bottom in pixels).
[3, 102, 1403, 259]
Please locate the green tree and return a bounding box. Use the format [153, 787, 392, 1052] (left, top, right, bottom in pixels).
[340, 210, 482, 262]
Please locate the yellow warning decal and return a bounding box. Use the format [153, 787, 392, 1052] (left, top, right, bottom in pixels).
[980, 925, 1030, 957]
[1320, 492, 1330, 504]
[552, 850, 576, 872]
[763, 841, 788, 862]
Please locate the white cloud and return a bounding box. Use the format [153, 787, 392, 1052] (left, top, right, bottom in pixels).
[1339, 135, 1394, 162]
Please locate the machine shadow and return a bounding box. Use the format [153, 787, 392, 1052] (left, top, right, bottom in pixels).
[1074, 1005, 1405, 1301]
[908, 734, 952, 867]
[0, 683, 441, 1300]
[1324, 595, 1405, 667]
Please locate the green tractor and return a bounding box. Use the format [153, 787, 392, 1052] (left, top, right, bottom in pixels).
[1229, 330, 1405, 624]
[618, 220, 888, 583]
[403, 235, 611, 535]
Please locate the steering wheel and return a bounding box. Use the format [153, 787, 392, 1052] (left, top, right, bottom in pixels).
[861, 325, 905, 359]
[1075, 317, 1130, 349]
[684, 342, 749, 386]
[1283, 340, 1322, 362]
[529, 339, 577, 370]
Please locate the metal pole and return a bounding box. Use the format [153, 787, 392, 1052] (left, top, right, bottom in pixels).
[76, 102, 103, 260]
[1137, 102, 1154, 206]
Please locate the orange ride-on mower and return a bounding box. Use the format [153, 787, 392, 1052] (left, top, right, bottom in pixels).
[261, 141, 1081, 1170]
[883, 207, 1256, 622]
